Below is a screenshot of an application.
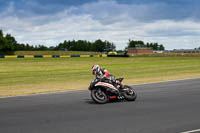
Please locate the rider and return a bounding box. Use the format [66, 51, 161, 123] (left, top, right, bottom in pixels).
[91, 65, 115, 83]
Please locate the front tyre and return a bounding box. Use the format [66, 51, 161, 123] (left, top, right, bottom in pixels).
[123, 85, 137, 101]
[91, 89, 108, 104]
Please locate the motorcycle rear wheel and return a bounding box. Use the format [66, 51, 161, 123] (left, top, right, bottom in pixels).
[123, 85, 137, 101]
[91, 89, 109, 104]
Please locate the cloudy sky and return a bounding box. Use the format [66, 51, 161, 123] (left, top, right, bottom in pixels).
[0, 0, 200, 50]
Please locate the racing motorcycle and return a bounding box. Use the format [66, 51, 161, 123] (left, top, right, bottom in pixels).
[88, 77, 137, 104]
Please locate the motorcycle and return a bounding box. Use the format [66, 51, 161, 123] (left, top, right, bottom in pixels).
[88, 77, 137, 104]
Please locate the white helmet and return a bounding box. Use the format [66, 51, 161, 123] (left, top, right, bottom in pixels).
[92, 65, 100, 75]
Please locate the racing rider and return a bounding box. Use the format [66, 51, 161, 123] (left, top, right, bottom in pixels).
[91, 65, 114, 82]
[91, 65, 124, 88]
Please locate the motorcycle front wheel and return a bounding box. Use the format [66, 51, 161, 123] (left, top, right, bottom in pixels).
[123, 85, 137, 101]
[91, 89, 108, 104]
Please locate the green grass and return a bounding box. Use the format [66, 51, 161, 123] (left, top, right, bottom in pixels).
[0, 57, 200, 97]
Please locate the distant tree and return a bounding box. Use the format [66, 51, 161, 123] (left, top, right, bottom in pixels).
[128, 40, 145, 48]
[0, 30, 6, 54]
[0, 30, 4, 47]
[104, 41, 116, 52]
[146, 42, 150, 48]
[127, 39, 165, 50]
[54, 39, 116, 52]
[159, 44, 165, 50]
[93, 39, 106, 52]
[5, 34, 17, 50]
[194, 47, 200, 50]
[0, 31, 16, 54]
[49, 46, 56, 50]
[37, 45, 48, 50]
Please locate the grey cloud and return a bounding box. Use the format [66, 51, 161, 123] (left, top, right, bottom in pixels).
[2, 0, 200, 24]
[1, 0, 200, 50]
[147, 29, 200, 37]
[67, 0, 200, 25]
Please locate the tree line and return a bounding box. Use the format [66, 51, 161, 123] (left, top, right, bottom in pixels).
[1, 29, 166, 55]
[54, 40, 116, 52]
[0, 30, 48, 54]
[195, 47, 200, 50]
[127, 40, 165, 50]
[0, 29, 116, 55]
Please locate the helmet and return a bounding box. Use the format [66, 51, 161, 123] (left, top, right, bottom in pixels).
[92, 65, 100, 75]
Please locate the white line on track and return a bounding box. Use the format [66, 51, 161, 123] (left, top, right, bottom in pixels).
[0, 77, 200, 99]
[180, 129, 200, 133]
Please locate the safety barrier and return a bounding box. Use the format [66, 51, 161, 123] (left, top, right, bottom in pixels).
[107, 55, 129, 57]
[4, 55, 18, 58]
[0, 54, 108, 58]
[24, 55, 34, 58]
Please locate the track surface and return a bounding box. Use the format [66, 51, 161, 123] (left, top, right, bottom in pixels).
[0, 78, 200, 133]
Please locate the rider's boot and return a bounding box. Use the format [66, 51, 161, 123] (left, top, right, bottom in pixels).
[117, 84, 126, 99]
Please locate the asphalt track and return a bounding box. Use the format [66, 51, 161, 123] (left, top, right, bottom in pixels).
[0, 78, 200, 133]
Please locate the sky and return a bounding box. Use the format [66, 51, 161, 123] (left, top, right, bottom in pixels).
[0, 0, 200, 50]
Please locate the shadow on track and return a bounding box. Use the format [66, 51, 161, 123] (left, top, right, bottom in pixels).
[83, 98, 130, 105]
[84, 99, 97, 104]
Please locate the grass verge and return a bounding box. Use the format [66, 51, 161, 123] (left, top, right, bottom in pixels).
[0, 56, 200, 97]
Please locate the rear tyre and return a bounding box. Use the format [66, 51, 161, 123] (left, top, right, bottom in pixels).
[123, 85, 137, 101]
[91, 89, 108, 104]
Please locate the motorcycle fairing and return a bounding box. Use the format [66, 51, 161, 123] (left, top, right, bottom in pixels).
[95, 82, 118, 91]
